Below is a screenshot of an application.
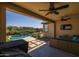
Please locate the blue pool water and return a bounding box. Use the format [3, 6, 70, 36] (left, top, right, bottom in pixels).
[10, 34, 32, 41]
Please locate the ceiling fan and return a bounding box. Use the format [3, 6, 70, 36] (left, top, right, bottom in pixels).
[39, 2, 69, 16]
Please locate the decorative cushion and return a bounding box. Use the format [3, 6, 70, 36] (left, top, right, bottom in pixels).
[72, 36, 77, 41]
[72, 35, 79, 41]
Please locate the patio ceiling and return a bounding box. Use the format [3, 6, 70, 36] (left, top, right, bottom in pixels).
[12, 2, 79, 21]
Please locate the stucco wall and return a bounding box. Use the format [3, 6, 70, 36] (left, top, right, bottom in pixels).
[43, 17, 79, 38]
[56, 17, 79, 37]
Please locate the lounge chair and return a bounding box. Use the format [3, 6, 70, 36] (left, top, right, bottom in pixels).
[0, 39, 30, 57]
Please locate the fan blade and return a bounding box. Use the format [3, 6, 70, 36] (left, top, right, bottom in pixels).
[55, 4, 69, 10]
[45, 12, 50, 16]
[39, 10, 49, 11]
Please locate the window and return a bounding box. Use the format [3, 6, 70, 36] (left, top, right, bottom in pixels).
[43, 24, 48, 32]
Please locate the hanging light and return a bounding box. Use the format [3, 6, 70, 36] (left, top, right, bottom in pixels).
[61, 15, 70, 21]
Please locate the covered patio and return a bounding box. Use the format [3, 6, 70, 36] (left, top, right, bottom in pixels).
[0, 2, 79, 57]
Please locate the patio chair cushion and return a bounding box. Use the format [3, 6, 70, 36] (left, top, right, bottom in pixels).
[0, 48, 30, 57]
[0, 39, 28, 53]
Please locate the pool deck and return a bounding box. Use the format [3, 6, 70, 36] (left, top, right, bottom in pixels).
[23, 37, 46, 52]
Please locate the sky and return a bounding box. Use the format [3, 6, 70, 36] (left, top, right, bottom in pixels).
[6, 11, 43, 28]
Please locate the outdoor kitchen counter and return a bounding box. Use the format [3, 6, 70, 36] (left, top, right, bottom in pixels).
[49, 39, 79, 56]
[56, 38, 79, 43]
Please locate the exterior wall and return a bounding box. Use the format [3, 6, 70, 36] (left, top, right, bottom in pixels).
[43, 17, 79, 38]
[56, 17, 79, 38]
[49, 17, 79, 55]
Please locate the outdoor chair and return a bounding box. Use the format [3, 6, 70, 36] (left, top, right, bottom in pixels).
[0, 39, 30, 57]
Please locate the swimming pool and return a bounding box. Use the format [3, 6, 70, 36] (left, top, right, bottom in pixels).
[9, 34, 32, 41]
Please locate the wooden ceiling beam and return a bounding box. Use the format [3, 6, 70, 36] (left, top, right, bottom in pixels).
[4, 2, 55, 23]
[7, 2, 55, 23]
